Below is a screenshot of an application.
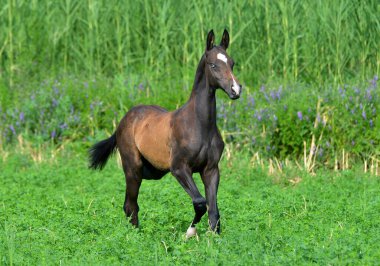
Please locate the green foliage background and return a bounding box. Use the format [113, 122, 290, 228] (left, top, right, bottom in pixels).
[1, 0, 380, 166]
[1, 0, 379, 87]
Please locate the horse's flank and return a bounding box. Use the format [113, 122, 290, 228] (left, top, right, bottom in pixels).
[120, 105, 172, 170]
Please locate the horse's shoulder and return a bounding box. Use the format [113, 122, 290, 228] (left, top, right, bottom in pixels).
[206, 129, 224, 163]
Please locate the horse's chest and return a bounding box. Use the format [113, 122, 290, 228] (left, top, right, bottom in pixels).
[193, 135, 224, 166]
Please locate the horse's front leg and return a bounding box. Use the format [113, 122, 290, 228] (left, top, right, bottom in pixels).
[171, 165, 207, 238]
[201, 166, 221, 234]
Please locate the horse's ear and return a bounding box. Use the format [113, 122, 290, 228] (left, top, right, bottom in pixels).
[220, 29, 229, 50]
[206, 30, 215, 51]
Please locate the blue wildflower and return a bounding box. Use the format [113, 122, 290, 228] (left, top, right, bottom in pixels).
[59, 123, 68, 130]
[19, 112, 25, 122]
[370, 75, 378, 88]
[297, 111, 303, 120]
[9, 125, 16, 135]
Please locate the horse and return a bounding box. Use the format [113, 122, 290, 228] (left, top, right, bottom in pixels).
[89, 29, 242, 236]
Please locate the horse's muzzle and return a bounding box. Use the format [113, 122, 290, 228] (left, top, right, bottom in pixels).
[230, 84, 242, 99]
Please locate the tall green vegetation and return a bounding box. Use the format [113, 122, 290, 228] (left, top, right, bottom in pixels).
[1, 0, 379, 169]
[0, 0, 379, 88]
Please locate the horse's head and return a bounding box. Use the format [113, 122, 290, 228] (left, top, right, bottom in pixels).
[204, 29, 242, 100]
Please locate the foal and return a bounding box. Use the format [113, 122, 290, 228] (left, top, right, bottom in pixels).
[89, 29, 242, 235]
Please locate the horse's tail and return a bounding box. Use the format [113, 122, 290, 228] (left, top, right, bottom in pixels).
[89, 133, 117, 170]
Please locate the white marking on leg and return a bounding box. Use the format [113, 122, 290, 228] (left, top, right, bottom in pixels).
[217, 53, 228, 64]
[186, 225, 197, 238]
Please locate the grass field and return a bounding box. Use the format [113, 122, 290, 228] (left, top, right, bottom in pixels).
[1, 1, 380, 264]
[1, 151, 379, 265]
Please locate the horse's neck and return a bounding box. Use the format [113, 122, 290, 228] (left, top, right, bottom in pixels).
[188, 56, 217, 130]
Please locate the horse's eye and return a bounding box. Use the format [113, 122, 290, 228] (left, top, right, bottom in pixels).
[210, 63, 216, 69]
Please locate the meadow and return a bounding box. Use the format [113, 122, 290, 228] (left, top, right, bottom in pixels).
[1, 152, 380, 265]
[1, 0, 380, 264]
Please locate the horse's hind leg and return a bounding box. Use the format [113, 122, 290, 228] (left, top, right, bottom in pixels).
[171, 165, 207, 237]
[120, 152, 142, 227]
[123, 173, 141, 226]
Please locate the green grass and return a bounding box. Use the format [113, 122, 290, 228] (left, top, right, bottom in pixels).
[1, 150, 379, 265]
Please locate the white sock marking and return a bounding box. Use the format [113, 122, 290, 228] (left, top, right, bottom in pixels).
[186, 226, 197, 238]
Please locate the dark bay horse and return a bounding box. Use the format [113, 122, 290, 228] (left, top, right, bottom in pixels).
[89, 29, 242, 236]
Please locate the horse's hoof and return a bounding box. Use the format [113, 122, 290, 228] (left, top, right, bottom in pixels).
[186, 226, 197, 238]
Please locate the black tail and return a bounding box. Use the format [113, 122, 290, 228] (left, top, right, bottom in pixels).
[89, 133, 117, 170]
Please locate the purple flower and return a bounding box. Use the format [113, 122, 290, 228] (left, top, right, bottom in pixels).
[19, 112, 25, 122]
[276, 86, 282, 100]
[351, 140, 355, 146]
[52, 98, 59, 107]
[297, 111, 303, 120]
[270, 91, 276, 100]
[255, 113, 262, 122]
[366, 89, 372, 101]
[53, 86, 59, 95]
[370, 75, 378, 88]
[362, 110, 366, 120]
[59, 123, 68, 130]
[9, 125, 16, 135]
[318, 148, 324, 158]
[338, 86, 345, 97]
[369, 119, 373, 128]
[51, 130, 56, 138]
[138, 83, 144, 91]
[90, 102, 96, 111]
[273, 114, 278, 121]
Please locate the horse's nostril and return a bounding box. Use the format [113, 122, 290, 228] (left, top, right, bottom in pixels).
[231, 88, 236, 96]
